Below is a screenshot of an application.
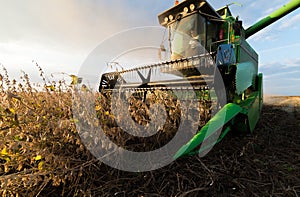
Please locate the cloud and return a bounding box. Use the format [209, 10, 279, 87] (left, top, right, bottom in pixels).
[262, 1, 282, 15]
[284, 58, 300, 68]
[264, 70, 300, 79]
[242, 0, 296, 41]
[247, 26, 278, 41]
[279, 13, 300, 29]
[0, 0, 171, 48]
[0, 0, 169, 82]
[240, 0, 282, 23]
[0, 1, 141, 50]
[264, 83, 300, 96]
[259, 57, 300, 95]
[285, 78, 300, 81]
[260, 58, 300, 71]
[260, 42, 300, 54]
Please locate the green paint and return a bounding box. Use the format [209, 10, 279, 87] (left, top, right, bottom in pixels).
[194, 127, 231, 155]
[236, 62, 256, 94]
[257, 73, 263, 113]
[174, 103, 243, 159]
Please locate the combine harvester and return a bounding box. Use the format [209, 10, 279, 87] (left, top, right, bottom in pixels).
[99, 0, 300, 159]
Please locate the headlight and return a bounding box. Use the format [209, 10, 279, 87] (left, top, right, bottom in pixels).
[183, 7, 189, 14]
[190, 4, 195, 11]
[164, 17, 169, 23]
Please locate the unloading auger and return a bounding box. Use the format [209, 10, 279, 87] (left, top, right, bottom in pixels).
[99, 0, 300, 159]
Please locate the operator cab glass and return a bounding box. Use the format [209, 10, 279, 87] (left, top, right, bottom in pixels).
[169, 14, 206, 60]
[169, 13, 219, 60]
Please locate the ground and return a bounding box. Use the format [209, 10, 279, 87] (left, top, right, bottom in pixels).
[71, 96, 300, 196]
[1, 94, 299, 196]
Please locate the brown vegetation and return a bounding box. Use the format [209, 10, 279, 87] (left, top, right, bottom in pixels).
[0, 67, 299, 196]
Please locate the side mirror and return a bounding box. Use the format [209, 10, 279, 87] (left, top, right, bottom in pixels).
[158, 44, 167, 61]
[160, 44, 166, 52]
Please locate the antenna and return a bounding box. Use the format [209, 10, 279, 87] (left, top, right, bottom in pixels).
[227, 2, 242, 7]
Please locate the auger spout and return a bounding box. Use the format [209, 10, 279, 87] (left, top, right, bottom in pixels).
[245, 0, 300, 39]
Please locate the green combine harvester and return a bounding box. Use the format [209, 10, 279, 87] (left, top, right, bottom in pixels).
[99, 0, 300, 159]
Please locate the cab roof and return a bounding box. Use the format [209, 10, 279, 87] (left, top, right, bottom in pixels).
[158, 0, 221, 27]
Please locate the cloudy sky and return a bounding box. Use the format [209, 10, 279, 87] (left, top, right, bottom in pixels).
[0, 0, 300, 95]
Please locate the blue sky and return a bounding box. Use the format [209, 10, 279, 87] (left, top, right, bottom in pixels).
[0, 0, 300, 95]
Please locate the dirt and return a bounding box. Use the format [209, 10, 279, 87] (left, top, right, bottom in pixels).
[265, 95, 300, 123]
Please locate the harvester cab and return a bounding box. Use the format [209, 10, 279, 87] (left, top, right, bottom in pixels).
[99, 0, 300, 159]
[157, 0, 249, 103]
[158, 0, 237, 59]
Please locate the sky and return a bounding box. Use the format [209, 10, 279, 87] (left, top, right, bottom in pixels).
[0, 0, 300, 95]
